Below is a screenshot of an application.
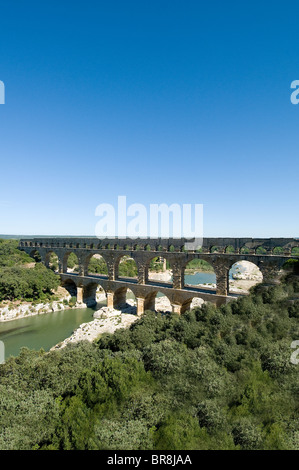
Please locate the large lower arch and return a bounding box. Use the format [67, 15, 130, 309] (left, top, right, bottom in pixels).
[96, 284, 107, 306]
[228, 260, 263, 294]
[83, 282, 99, 307]
[61, 278, 77, 298]
[180, 296, 205, 315]
[113, 286, 137, 313]
[144, 291, 172, 313]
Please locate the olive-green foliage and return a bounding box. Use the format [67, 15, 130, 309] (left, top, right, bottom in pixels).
[186, 259, 214, 272]
[118, 257, 138, 277]
[0, 276, 298, 450]
[0, 239, 32, 267]
[88, 256, 108, 275]
[149, 257, 164, 272]
[67, 253, 79, 271]
[0, 239, 60, 301]
[49, 253, 58, 271]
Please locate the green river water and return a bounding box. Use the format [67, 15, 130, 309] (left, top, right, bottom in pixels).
[0, 306, 96, 360]
[0, 270, 233, 360]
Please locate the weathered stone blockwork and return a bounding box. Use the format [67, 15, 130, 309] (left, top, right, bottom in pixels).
[19, 237, 298, 314]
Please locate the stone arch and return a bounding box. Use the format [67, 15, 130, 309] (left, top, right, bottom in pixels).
[113, 286, 137, 312]
[85, 253, 108, 277]
[63, 251, 80, 274]
[61, 278, 77, 298]
[228, 260, 263, 294]
[45, 251, 59, 272]
[115, 254, 138, 280]
[180, 296, 205, 315]
[255, 246, 268, 255]
[144, 244, 152, 251]
[210, 245, 221, 253]
[272, 246, 284, 255]
[83, 282, 98, 306]
[183, 257, 216, 289]
[96, 284, 107, 305]
[29, 249, 41, 262]
[144, 290, 172, 313]
[146, 255, 172, 284]
[240, 245, 251, 254]
[225, 245, 235, 253]
[291, 247, 299, 256]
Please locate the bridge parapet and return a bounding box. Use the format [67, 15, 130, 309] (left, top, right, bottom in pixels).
[19, 236, 299, 255]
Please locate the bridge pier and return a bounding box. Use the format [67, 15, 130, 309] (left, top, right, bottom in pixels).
[106, 292, 114, 308]
[259, 263, 281, 285]
[58, 261, 64, 274]
[113, 288, 127, 308]
[214, 262, 230, 296]
[172, 303, 182, 315]
[106, 256, 116, 281]
[137, 264, 146, 284]
[172, 263, 184, 289]
[144, 293, 156, 312]
[77, 285, 84, 304]
[136, 297, 145, 316]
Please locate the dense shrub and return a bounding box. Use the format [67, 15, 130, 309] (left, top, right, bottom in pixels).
[0, 276, 298, 450]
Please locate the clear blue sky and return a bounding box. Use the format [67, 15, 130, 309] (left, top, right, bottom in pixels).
[0, 0, 298, 237]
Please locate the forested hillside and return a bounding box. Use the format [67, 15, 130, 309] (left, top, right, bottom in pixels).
[0, 239, 60, 302]
[0, 274, 298, 450]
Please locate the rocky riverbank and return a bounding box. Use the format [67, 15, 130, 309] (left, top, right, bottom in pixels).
[51, 305, 139, 350]
[148, 269, 172, 282]
[0, 297, 77, 322]
[51, 295, 206, 350]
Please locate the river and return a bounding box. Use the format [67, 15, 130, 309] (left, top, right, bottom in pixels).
[0, 269, 238, 360]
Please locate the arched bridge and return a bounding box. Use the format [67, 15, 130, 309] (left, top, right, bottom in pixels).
[19, 237, 299, 315]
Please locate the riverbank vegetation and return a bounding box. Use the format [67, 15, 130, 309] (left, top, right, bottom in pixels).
[185, 258, 214, 273]
[0, 273, 298, 450]
[0, 239, 60, 302]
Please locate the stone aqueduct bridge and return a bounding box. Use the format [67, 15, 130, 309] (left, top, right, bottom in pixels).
[19, 237, 299, 315]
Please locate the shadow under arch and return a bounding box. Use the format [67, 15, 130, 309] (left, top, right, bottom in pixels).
[180, 296, 205, 315]
[144, 290, 172, 313]
[83, 282, 99, 307]
[61, 278, 77, 298]
[113, 286, 137, 313]
[29, 249, 41, 262]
